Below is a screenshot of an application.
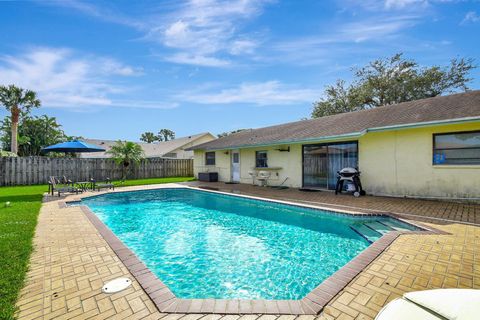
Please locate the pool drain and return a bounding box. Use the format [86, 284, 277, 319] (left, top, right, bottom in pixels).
[102, 277, 132, 293]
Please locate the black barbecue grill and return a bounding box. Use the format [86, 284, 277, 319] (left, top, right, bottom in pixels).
[335, 167, 366, 197]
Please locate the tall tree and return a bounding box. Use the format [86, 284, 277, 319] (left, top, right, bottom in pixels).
[0, 115, 70, 156]
[140, 132, 158, 143]
[106, 141, 145, 181]
[312, 53, 476, 118]
[157, 129, 175, 141]
[0, 85, 41, 154]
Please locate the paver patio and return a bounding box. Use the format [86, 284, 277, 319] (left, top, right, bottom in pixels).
[16, 182, 480, 319]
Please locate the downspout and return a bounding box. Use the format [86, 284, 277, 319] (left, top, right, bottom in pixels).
[393, 131, 399, 193]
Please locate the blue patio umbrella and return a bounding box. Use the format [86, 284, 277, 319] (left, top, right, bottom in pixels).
[41, 140, 106, 153]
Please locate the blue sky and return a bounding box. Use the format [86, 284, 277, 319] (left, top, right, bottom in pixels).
[0, 0, 479, 141]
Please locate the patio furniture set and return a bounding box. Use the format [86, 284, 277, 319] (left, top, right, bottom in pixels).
[42, 141, 116, 196]
[48, 176, 115, 196]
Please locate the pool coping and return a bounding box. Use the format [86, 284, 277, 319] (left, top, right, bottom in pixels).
[63, 185, 449, 315]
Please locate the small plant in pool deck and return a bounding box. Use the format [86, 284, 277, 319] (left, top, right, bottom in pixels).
[107, 141, 145, 182]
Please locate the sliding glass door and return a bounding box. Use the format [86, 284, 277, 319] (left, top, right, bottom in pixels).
[302, 142, 358, 189]
[303, 144, 328, 189]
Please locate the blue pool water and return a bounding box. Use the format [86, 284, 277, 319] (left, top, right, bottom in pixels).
[81, 188, 417, 300]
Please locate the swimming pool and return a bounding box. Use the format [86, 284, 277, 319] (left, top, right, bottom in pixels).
[81, 188, 417, 300]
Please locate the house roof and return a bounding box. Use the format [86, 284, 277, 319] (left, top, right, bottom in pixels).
[190, 90, 480, 151]
[81, 132, 214, 158]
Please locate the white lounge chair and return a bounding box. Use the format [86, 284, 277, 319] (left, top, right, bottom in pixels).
[375, 289, 480, 320]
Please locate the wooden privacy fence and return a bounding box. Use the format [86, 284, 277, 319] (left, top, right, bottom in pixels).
[0, 157, 193, 186]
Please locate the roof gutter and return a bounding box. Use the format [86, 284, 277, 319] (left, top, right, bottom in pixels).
[192, 131, 365, 151]
[192, 116, 480, 151]
[366, 115, 480, 133]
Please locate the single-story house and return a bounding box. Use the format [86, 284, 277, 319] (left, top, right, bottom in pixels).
[189, 91, 480, 200]
[79, 132, 215, 159]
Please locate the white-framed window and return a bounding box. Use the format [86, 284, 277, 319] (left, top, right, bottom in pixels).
[205, 152, 216, 165]
[255, 151, 268, 168]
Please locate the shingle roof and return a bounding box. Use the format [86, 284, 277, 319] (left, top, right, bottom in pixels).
[191, 90, 480, 151]
[80, 132, 214, 158]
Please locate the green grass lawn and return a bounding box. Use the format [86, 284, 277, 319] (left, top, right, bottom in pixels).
[0, 185, 44, 319]
[0, 176, 193, 319]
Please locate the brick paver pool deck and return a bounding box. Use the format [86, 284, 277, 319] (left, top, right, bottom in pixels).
[16, 182, 480, 319]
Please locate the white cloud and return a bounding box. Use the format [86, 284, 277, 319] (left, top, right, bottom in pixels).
[48, 0, 271, 67]
[165, 53, 231, 67]
[99, 58, 144, 76]
[341, 15, 418, 42]
[342, 0, 457, 12]
[147, 0, 270, 66]
[229, 39, 258, 55]
[461, 11, 480, 24]
[384, 0, 427, 9]
[270, 15, 418, 65]
[38, 0, 457, 70]
[177, 81, 319, 106]
[0, 47, 170, 110]
[41, 0, 144, 29]
[106, 100, 178, 109]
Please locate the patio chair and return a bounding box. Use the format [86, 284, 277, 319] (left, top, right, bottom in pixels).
[257, 171, 271, 187]
[375, 289, 480, 320]
[62, 175, 74, 186]
[94, 178, 115, 192]
[47, 176, 69, 195]
[48, 176, 81, 196]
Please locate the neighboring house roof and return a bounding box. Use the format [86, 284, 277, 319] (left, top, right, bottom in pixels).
[190, 90, 480, 151]
[81, 132, 215, 158]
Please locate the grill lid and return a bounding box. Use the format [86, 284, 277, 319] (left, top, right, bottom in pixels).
[339, 167, 358, 174]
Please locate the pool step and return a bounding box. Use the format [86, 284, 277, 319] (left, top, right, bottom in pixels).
[364, 221, 393, 235]
[379, 219, 412, 232]
[350, 224, 382, 243]
[352, 219, 417, 243]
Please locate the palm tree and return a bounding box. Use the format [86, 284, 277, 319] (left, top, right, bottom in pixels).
[0, 85, 41, 154]
[140, 132, 158, 143]
[107, 141, 145, 181]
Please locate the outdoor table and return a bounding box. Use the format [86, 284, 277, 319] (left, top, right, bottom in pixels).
[75, 181, 93, 192]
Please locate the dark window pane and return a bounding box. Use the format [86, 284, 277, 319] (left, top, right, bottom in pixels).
[302, 142, 358, 190]
[435, 132, 480, 149]
[434, 131, 480, 165]
[433, 148, 480, 165]
[303, 145, 328, 188]
[326, 143, 358, 189]
[256, 151, 268, 168]
[205, 152, 216, 165]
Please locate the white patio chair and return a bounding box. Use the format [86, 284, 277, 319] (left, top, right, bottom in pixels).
[256, 171, 270, 187]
